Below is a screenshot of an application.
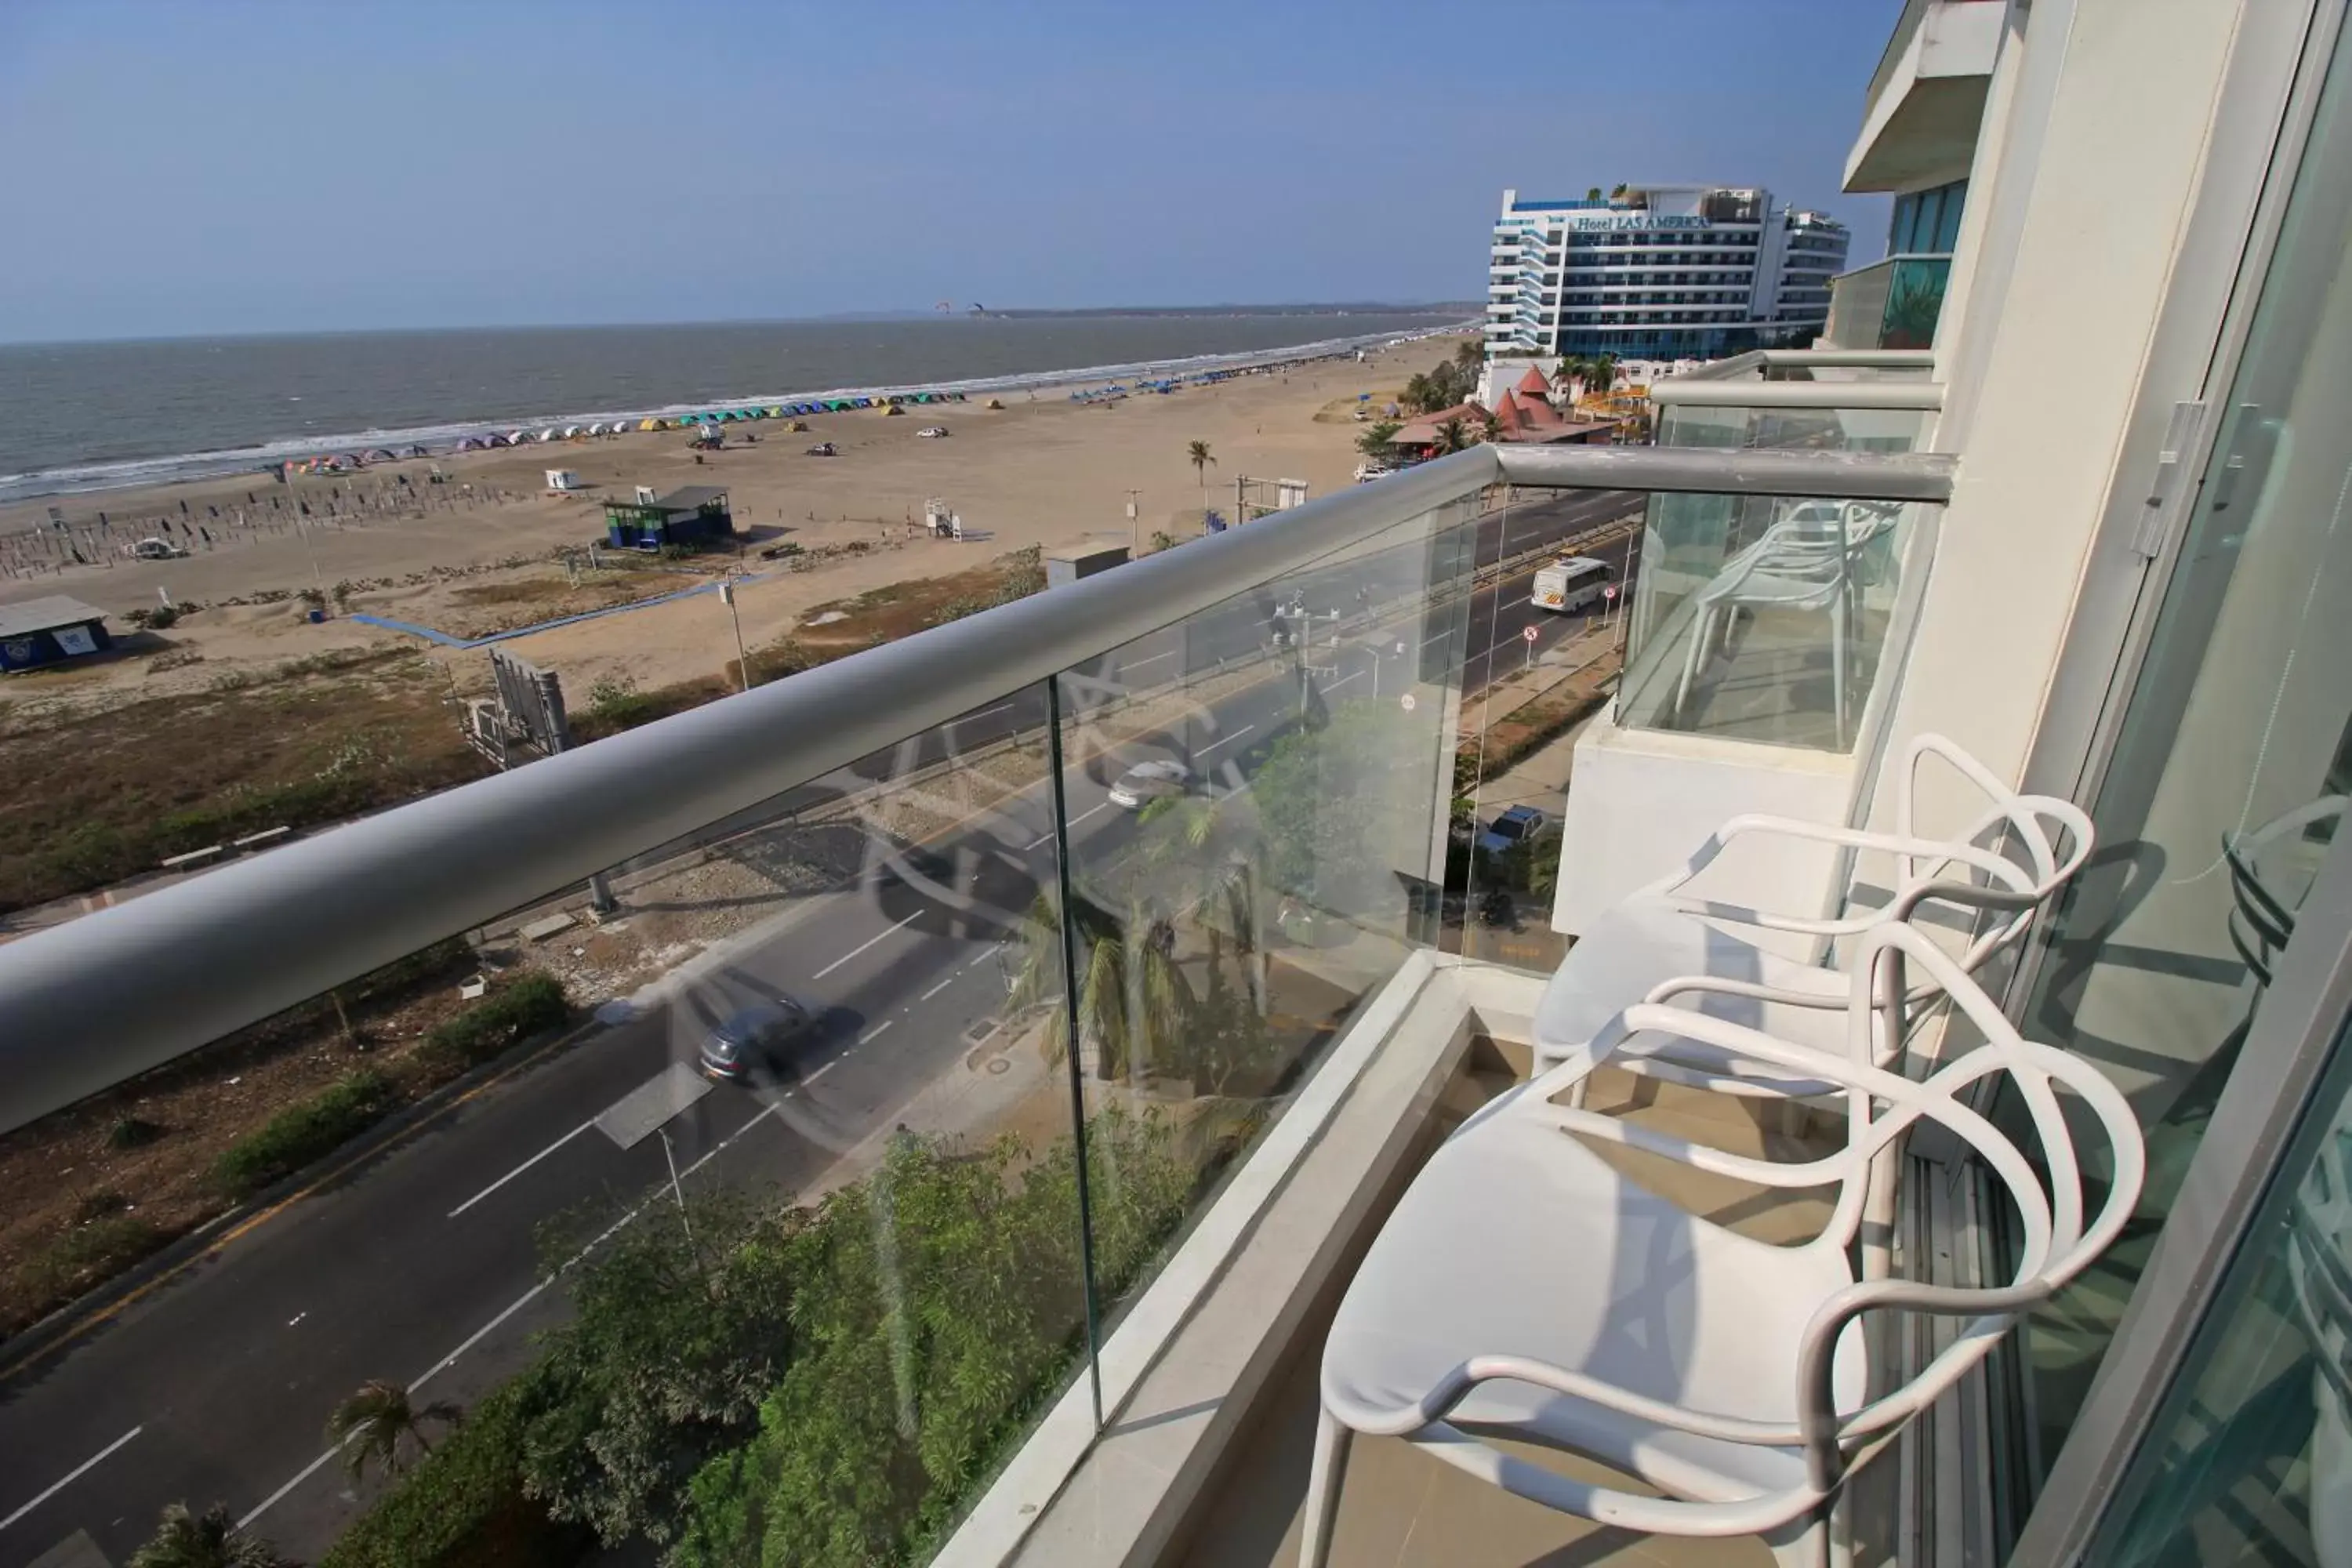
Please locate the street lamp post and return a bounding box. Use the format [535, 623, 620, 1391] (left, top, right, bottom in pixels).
[720, 579, 751, 691]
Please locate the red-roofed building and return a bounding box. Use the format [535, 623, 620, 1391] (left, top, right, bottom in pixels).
[1515, 365, 1555, 402]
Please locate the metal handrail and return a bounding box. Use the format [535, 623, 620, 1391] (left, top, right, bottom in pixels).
[1646, 379, 1947, 411]
[0, 443, 1958, 1133]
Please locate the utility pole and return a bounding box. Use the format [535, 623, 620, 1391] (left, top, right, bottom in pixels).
[719, 579, 751, 691]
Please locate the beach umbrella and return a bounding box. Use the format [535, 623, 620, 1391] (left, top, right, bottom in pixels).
[765, 405, 783, 418]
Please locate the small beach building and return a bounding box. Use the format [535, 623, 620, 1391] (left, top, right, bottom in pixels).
[0, 596, 113, 672]
[602, 485, 734, 551]
[1044, 540, 1130, 587]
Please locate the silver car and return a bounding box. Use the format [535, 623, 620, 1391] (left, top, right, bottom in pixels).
[1108, 760, 1195, 811]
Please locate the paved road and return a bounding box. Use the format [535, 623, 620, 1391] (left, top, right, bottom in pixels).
[0, 486, 1642, 1566]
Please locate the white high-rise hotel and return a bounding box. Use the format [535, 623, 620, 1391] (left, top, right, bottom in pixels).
[1483, 183, 1849, 361]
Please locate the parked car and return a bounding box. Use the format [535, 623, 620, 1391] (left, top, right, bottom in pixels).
[916, 425, 950, 438]
[1108, 759, 1195, 811]
[699, 999, 815, 1083]
[805, 441, 838, 457]
[1475, 804, 1549, 858]
[125, 537, 188, 561]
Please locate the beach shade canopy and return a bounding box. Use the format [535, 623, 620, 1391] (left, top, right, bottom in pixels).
[985, 397, 1004, 409]
[562, 426, 583, 438]
[364, 447, 397, 461]
[884, 403, 903, 415]
[765, 406, 783, 417]
[681, 413, 703, 424]
[537, 428, 559, 441]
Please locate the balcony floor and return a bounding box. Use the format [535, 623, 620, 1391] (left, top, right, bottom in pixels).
[1171, 1065, 1844, 1568]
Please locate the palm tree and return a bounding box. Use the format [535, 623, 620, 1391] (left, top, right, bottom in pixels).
[129, 1504, 285, 1568]
[1436, 416, 1469, 456]
[326, 1378, 461, 1482]
[1452, 339, 1483, 379]
[1185, 440, 1216, 524]
[1401, 372, 1435, 414]
[1014, 887, 1192, 1082]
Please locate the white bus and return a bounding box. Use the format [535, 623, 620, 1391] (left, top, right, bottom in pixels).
[1531, 556, 1610, 613]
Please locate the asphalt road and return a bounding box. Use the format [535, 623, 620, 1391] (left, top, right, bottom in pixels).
[0, 485, 1642, 1566]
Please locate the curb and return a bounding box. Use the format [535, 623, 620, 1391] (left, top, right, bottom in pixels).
[0, 1011, 603, 1386]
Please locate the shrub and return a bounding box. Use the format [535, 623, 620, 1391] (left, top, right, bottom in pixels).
[321, 1381, 586, 1568]
[213, 1069, 394, 1196]
[421, 973, 568, 1071]
[26, 1213, 167, 1302]
[107, 1114, 165, 1149]
[127, 604, 183, 630]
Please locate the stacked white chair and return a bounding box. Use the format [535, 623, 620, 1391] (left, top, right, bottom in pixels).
[1530, 733, 2092, 1103]
[1301, 924, 2145, 1568]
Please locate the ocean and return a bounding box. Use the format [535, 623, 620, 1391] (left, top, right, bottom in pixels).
[0, 312, 1464, 503]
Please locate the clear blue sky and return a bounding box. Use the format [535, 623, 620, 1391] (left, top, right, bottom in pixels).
[0, 0, 1903, 343]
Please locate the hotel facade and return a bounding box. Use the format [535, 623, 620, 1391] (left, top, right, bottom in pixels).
[1484, 183, 1850, 361]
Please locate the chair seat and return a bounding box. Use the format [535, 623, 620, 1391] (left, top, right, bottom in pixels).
[1321, 1115, 1867, 1505]
[1534, 895, 1867, 1093]
[1702, 568, 1845, 610]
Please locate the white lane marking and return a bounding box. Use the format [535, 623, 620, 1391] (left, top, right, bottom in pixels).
[246, 1098, 786, 1528]
[807, 1059, 838, 1083]
[447, 1119, 595, 1218]
[0, 1427, 141, 1532]
[680, 1104, 777, 1179]
[1196, 724, 1257, 757]
[858, 1019, 895, 1047]
[1126, 648, 1178, 667]
[965, 702, 1017, 721]
[920, 973, 958, 1003]
[1033, 797, 1116, 849]
[811, 910, 923, 979]
[964, 951, 994, 971]
[1327, 670, 1362, 691]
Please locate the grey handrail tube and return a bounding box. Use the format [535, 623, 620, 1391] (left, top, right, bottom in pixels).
[0, 444, 1956, 1133]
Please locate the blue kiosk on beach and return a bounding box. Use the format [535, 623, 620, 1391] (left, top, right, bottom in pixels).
[602, 485, 734, 552]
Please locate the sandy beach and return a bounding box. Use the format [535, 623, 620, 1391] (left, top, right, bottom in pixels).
[0, 333, 1470, 713]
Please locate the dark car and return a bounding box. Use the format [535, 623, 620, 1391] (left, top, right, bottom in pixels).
[699, 1000, 814, 1083]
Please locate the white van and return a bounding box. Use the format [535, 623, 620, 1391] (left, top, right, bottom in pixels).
[1531, 556, 1610, 613]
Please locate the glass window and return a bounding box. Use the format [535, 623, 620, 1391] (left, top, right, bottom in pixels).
[2085, 1002, 2352, 1566]
[2013, 17, 2352, 1510]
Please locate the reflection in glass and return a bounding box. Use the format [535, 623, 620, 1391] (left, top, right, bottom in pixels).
[2013, 16, 2352, 1498]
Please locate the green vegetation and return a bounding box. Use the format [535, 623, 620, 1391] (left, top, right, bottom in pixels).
[318, 1381, 584, 1568]
[212, 1069, 394, 1196]
[24, 1212, 168, 1304]
[1355, 418, 1400, 457]
[128, 1503, 289, 1568]
[420, 972, 569, 1071]
[672, 1112, 1189, 1566]
[108, 1113, 166, 1149]
[330, 1115, 1196, 1567]
[327, 1379, 463, 1483]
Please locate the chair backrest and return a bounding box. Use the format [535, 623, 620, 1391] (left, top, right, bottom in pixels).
[1889, 732, 2095, 974]
[1795, 924, 2145, 1489]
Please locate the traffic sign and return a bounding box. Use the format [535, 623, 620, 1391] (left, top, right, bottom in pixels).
[1399, 693, 1417, 712]
[1522, 624, 1540, 644]
[1604, 584, 1619, 600]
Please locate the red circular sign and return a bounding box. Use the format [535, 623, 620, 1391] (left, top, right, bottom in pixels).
[1522, 624, 1540, 643]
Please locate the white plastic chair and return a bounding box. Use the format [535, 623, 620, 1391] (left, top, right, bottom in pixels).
[1531, 732, 2092, 1102]
[2225, 795, 2347, 986]
[1301, 924, 2146, 1568]
[1671, 499, 1903, 744]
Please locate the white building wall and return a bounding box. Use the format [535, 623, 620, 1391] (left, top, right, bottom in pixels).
[1863, 0, 2256, 843]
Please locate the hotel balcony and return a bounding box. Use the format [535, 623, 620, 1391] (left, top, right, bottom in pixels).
[1822, 256, 1953, 352]
[13, 7, 2352, 1559]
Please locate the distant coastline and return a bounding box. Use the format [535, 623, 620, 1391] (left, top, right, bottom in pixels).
[0, 312, 1473, 505]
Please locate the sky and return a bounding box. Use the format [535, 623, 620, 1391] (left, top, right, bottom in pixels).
[0, 0, 1904, 343]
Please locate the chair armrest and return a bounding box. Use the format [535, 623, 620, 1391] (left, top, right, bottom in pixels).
[1523, 1094, 1859, 1191]
[1651, 815, 2025, 936]
[1347, 1353, 1805, 1447]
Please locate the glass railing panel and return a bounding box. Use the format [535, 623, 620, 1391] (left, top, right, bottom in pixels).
[0, 687, 1094, 1568]
[1044, 501, 1486, 1337]
[1615, 492, 1938, 752]
[1655, 399, 1932, 452]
